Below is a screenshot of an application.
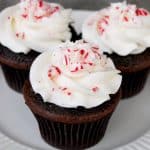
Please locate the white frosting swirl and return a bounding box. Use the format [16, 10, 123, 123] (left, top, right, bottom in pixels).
[82, 2, 150, 56]
[0, 0, 72, 54]
[30, 40, 122, 108]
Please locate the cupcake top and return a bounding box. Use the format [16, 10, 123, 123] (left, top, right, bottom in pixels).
[82, 2, 150, 56]
[0, 0, 72, 54]
[30, 40, 122, 108]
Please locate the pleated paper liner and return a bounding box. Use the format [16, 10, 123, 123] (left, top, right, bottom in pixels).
[107, 49, 150, 99]
[23, 80, 121, 149]
[121, 68, 149, 98]
[1, 64, 28, 92]
[34, 113, 112, 150]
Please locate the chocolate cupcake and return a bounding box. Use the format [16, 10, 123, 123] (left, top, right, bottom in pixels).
[82, 2, 150, 98]
[0, 0, 77, 92]
[23, 40, 122, 149]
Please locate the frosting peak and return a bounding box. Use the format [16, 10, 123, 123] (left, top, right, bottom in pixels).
[53, 41, 105, 74]
[30, 40, 122, 108]
[82, 2, 150, 56]
[20, 0, 60, 21]
[47, 41, 110, 81]
[0, 0, 72, 54]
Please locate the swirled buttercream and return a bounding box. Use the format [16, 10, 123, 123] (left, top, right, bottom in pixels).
[82, 2, 150, 56]
[30, 40, 122, 108]
[0, 0, 72, 54]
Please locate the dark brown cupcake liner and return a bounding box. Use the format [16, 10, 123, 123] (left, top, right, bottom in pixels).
[23, 80, 121, 149]
[1, 64, 28, 93]
[121, 68, 149, 99]
[0, 44, 39, 93]
[33, 112, 112, 150]
[107, 49, 150, 99]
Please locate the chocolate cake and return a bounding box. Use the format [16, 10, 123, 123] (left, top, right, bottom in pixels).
[23, 40, 122, 149]
[107, 49, 150, 98]
[23, 80, 121, 149]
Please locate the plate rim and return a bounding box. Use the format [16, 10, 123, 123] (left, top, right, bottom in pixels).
[0, 9, 150, 150]
[0, 128, 150, 150]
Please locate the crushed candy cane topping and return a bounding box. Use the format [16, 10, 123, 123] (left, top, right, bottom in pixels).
[82, 2, 150, 56]
[20, 0, 60, 20]
[47, 41, 105, 76]
[0, 0, 72, 54]
[88, 2, 150, 35]
[30, 40, 122, 108]
[47, 40, 109, 96]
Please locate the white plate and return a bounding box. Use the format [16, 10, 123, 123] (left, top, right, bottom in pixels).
[0, 11, 150, 150]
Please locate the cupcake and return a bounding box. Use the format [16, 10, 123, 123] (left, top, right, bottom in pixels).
[82, 2, 150, 98]
[0, 0, 77, 92]
[23, 40, 122, 149]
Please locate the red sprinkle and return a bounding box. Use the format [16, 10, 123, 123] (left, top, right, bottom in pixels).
[62, 88, 67, 91]
[92, 50, 101, 57]
[16, 33, 19, 38]
[52, 6, 59, 14]
[47, 6, 60, 17]
[54, 66, 61, 75]
[101, 29, 105, 34]
[136, 9, 142, 16]
[80, 65, 84, 69]
[84, 52, 89, 59]
[105, 15, 109, 19]
[71, 67, 78, 73]
[88, 62, 93, 66]
[136, 8, 149, 16]
[22, 14, 28, 19]
[143, 10, 149, 16]
[83, 40, 87, 43]
[67, 49, 71, 52]
[48, 73, 51, 77]
[22, 32, 25, 40]
[80, 49, 85, 55]
[103, 18, 108, 25]
[123, 16, 129, 22]
[16, 32, 25, 40]
[34, 16, 43, 20]
[116, 6, 119, 10]
[52, 88, 55, 91]
[97, 15, 109, 35]
[48, 66, 61, 78]
[98, 26, 105, 34]
[92, 47, 99, 50]
[38, 0, 43, 7]
[92, 87, 99, 92]
[64, 55, 68, 65]
[67, 92, 72, 96]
